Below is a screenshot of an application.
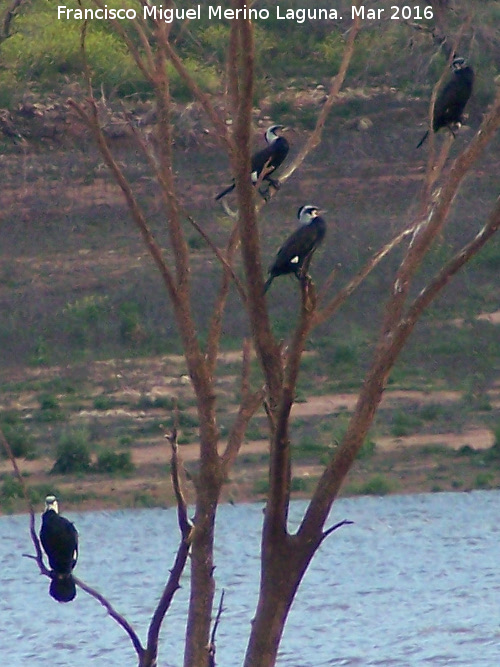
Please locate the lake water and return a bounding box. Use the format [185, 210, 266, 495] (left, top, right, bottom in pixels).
[1, 491, 499, 666]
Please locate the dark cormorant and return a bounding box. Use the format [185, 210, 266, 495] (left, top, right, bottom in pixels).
[40, 495, 78, 603]
[264, 205, 326, 293]
[215, 124, 289, 201]
[417, 57, 474, 148]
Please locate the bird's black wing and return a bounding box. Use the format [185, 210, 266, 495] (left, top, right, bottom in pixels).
[272, 222, 322, 273]
[433, 73, 473, 131]
[251, 137, 289, 179]
[41, 512, 78, 573]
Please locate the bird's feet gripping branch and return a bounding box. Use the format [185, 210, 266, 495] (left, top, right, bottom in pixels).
[215, 124, 290, 202]
[416, 56, 474, 148]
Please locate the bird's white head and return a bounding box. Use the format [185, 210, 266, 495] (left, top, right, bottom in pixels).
[297, 205, 321, 225]
[44, 495, 59, 514]
[265, 124, 285, 144]
[451, 57, 466, 71]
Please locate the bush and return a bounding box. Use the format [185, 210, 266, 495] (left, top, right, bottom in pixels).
[0, 475, 23, 499]
[357, 437, 376, 459]
[390, 410, 422, 437]
[358, 475, 393, 496]
[51, 429, 91, 474]
[38, 393, 59, 410]
[93, 395, 116, 411]
[94, 449, 134, 474]
[0, 423, 36, 459]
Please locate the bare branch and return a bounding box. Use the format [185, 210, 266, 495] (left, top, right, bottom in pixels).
[162, 39, 231, 152]
[204, 223, 242, 375]
[167, 412, 193, 538]
[1, 0, 26, 40]
[384, 86, 500, 336]
[297, 86, 500, 550]
[143, 422, 193, 665]
[68, 97, 180, 304]
[266, 279, 318, 535]
[186, 214, 247, 305]
[221, 340, 265, 474]
[1, 429, 145, 657]
[405, 195, 500, 327]
[321, 519, 354, 541]
[75, 576, 145, 660]
[232, 13, 284, 406]
[208, 590, 226, 667]
[92, 0, 154, 83]
[0, 429, 48, 574]
[279, 11, 361, 184]
[314, 223, 417, 328]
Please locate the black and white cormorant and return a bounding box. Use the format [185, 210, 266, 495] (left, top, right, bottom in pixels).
[215, 124, 289, 201]
[40, 495, 78, 603]
[417, 57, 474, 148]
[264, 205, 326, 293]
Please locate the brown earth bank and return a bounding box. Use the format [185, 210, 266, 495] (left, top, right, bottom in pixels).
[1, 381, 499, 515]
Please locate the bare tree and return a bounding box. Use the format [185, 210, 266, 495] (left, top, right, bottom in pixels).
[6, 2, 500, 666]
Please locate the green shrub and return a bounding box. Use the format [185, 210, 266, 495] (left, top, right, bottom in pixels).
[118, 302, 144, 344]
[474, 472, 495, 490]
[0, 424, 36, 459]
[0, 475, 23, 499]
[358, 475, 393, 496]
[390, 410, 422, 437]
[38, 393, 59, 410]
[253, 477, 269, 495]
[94, 449, 134, 474]
[290, 476, 315, 493]
[28, 483, 60, 504]
[357, 438, 376, 460]
[51, 428, 91, 474]
[93, 395, 116, 410]
[419, 403, 445, 421]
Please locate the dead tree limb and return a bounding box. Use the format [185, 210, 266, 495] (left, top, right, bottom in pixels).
[1, 0, 26, 41]
[208, 590, 226, 667]
[1, 429, 146, 660]
[0, 429, 48, 575]
[278, 8, 361, 185]
[141, 422, 193, 667]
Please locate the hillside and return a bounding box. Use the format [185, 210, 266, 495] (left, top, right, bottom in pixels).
[0, 1, 499, 512]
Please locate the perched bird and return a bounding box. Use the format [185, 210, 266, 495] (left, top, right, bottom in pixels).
[417, 56, 474, 148]
[215, 124, 289, 201]
[40, 495, 78, 603]
[264, 205, 326, 293]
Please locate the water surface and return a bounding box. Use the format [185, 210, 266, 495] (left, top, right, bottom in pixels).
[1, 491, 499, 666]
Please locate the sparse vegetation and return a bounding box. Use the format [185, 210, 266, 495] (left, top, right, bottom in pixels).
[51, 428, 92, 474]
[95, 449, 134, 474]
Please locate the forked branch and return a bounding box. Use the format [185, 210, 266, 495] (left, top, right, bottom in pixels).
[143, 418, 193, 666]
[1, 430, 145, 659]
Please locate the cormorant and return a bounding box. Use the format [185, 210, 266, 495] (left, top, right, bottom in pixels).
[40, 495, 78, 603]
[264, 205, 326, 293]
[215, 124, 289, 201]
[417, 57, 474, 148]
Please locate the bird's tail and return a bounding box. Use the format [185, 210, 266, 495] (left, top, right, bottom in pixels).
[416, 130, 429, 149]
[49, 573, 76, 603]
[263, 276, 274, 294]
[214, 183, 235, 201]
